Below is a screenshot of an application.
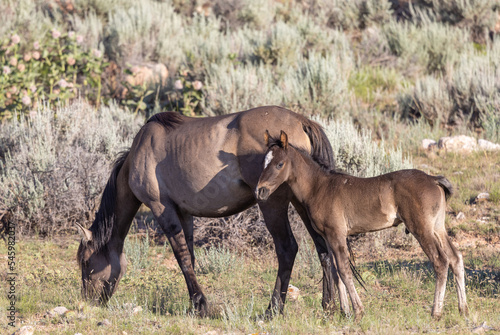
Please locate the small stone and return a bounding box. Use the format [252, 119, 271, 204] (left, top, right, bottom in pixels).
[476, 193, 490, 202]
[472, 321, 493, 333]
[456, 212, 465, 220]
[132, 306, 143, 314]
[97, 319, 111, 327]
[18, 326, 34, 335]
[422, 139, 437, 150]
[49, 306, 68, 317]
[287, 284, 300, 301]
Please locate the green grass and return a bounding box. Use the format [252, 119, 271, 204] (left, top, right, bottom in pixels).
[1, 236, 498, 334]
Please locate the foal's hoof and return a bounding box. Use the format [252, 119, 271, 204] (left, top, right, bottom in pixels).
[431, 312, 442, 321]
[459, 305, 469, 317]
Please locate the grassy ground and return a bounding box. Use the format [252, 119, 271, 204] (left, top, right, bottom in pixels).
[1, 152, 499, 335]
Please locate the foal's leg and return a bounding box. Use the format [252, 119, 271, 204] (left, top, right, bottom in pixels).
[292, 200, 349, 315]
[325, 228, 364, 320]
[408, 225, 450, 319]
[149, 200, 207, 316]
[259, 193, 298, 318]
[441, 232, 468, 315]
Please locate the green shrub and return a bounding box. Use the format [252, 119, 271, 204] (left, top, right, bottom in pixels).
[0, 30, 106, 118]
[315, 117, 413, 177]
[0, 102, 142, 236]
[124, 231, 151, 272]
[194, 245, 238, 275]
[398, 75, 453, 124]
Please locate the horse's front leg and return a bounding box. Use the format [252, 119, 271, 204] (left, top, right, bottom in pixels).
[326, 226, 364, 321]
[150, 200, 208, 316]
[259, 196, 298, 318]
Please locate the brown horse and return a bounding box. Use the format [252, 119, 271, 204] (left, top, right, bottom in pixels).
[255, 130, 468, 320]
[75, 106, 350, 317]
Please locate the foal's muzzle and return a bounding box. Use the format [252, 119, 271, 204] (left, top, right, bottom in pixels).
[256, 187, 270, 201]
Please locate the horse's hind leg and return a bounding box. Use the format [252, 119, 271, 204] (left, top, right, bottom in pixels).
[292, 200, 349, 315]
[149, 200, 207, 316]
[441, 231, 468, 315]
[408, 223, 450, 319]
[259, 192, 298, 318]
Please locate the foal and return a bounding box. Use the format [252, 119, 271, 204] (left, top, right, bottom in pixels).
[256, 130, 468, 320]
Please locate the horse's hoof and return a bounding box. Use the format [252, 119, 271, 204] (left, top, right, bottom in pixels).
[193, 293, 208, 317]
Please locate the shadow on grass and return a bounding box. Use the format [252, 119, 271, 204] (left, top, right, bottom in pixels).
[363, 260, 499, 298]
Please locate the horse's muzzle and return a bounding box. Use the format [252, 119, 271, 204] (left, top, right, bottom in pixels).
[256, 187, 270, 201]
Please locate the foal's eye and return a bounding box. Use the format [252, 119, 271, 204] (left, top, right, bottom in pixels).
[276, 162, 284, 169]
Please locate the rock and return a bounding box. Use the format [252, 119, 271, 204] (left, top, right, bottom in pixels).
[472, 321, 494, 333]
[456, 212, 466, 221]
[97, 319, 111, 327]
[125, 63, 168, 87]
[132, 306, 143, 314]
[287, 284, 300, 301]
[48, 306, 68, 317]
[438, 135, 477, 153]
[18, 326, 34, 335]
[422, 139, 437, 150]
[475, 193, 490, 202]
[478, 139, 500, 151]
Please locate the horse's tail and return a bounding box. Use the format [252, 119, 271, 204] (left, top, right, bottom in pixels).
[89, 150, 129, 252]
[435, 176, 453, 201]
[301, 118, 335, 170]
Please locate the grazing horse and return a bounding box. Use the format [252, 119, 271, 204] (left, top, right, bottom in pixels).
[255, 130, 468, 320]
[75, 106, 350, 317]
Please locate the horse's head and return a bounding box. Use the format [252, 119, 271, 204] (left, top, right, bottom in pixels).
[76, 223, 127, 305]
[256, 130, 292, 201]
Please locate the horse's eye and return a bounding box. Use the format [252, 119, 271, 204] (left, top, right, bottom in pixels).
[277, 162, 284, 169]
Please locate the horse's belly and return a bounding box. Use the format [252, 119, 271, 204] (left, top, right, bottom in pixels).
[167, 168, 256, 217]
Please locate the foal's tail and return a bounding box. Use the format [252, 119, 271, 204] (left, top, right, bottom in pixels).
[435, 176, 453, 201]
[88, 150, 130, 252]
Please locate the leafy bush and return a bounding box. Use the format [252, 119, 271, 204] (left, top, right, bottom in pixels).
[0, 30, 106, 118]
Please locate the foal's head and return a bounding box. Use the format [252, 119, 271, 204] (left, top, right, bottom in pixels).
[76, 223, 127, 305]
[255, 130, 292, 201]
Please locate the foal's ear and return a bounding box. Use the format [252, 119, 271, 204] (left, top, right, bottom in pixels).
[264, 130, 270, 146]
[280, 130, 288, 150]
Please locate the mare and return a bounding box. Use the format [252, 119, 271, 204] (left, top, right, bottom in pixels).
[75, 106, 350, 317]
[255, 130, 468, 320]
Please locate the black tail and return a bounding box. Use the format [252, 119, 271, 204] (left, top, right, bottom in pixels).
[89, 151, 129, 252]
[347, 238, 367, 291]
[302, 118, 335, 170]
[435, 176, 453, 200]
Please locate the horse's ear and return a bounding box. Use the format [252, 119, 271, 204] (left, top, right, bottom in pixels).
[264, 130, 270, 146]
[280, 130, 288, 150]
[75, 222, 93, 243]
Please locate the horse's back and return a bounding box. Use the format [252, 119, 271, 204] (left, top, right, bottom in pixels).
[127, 107, 319, 216]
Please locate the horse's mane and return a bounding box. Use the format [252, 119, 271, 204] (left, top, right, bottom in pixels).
[147, 111, 184, 129]
[84, 151, 128, 255]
